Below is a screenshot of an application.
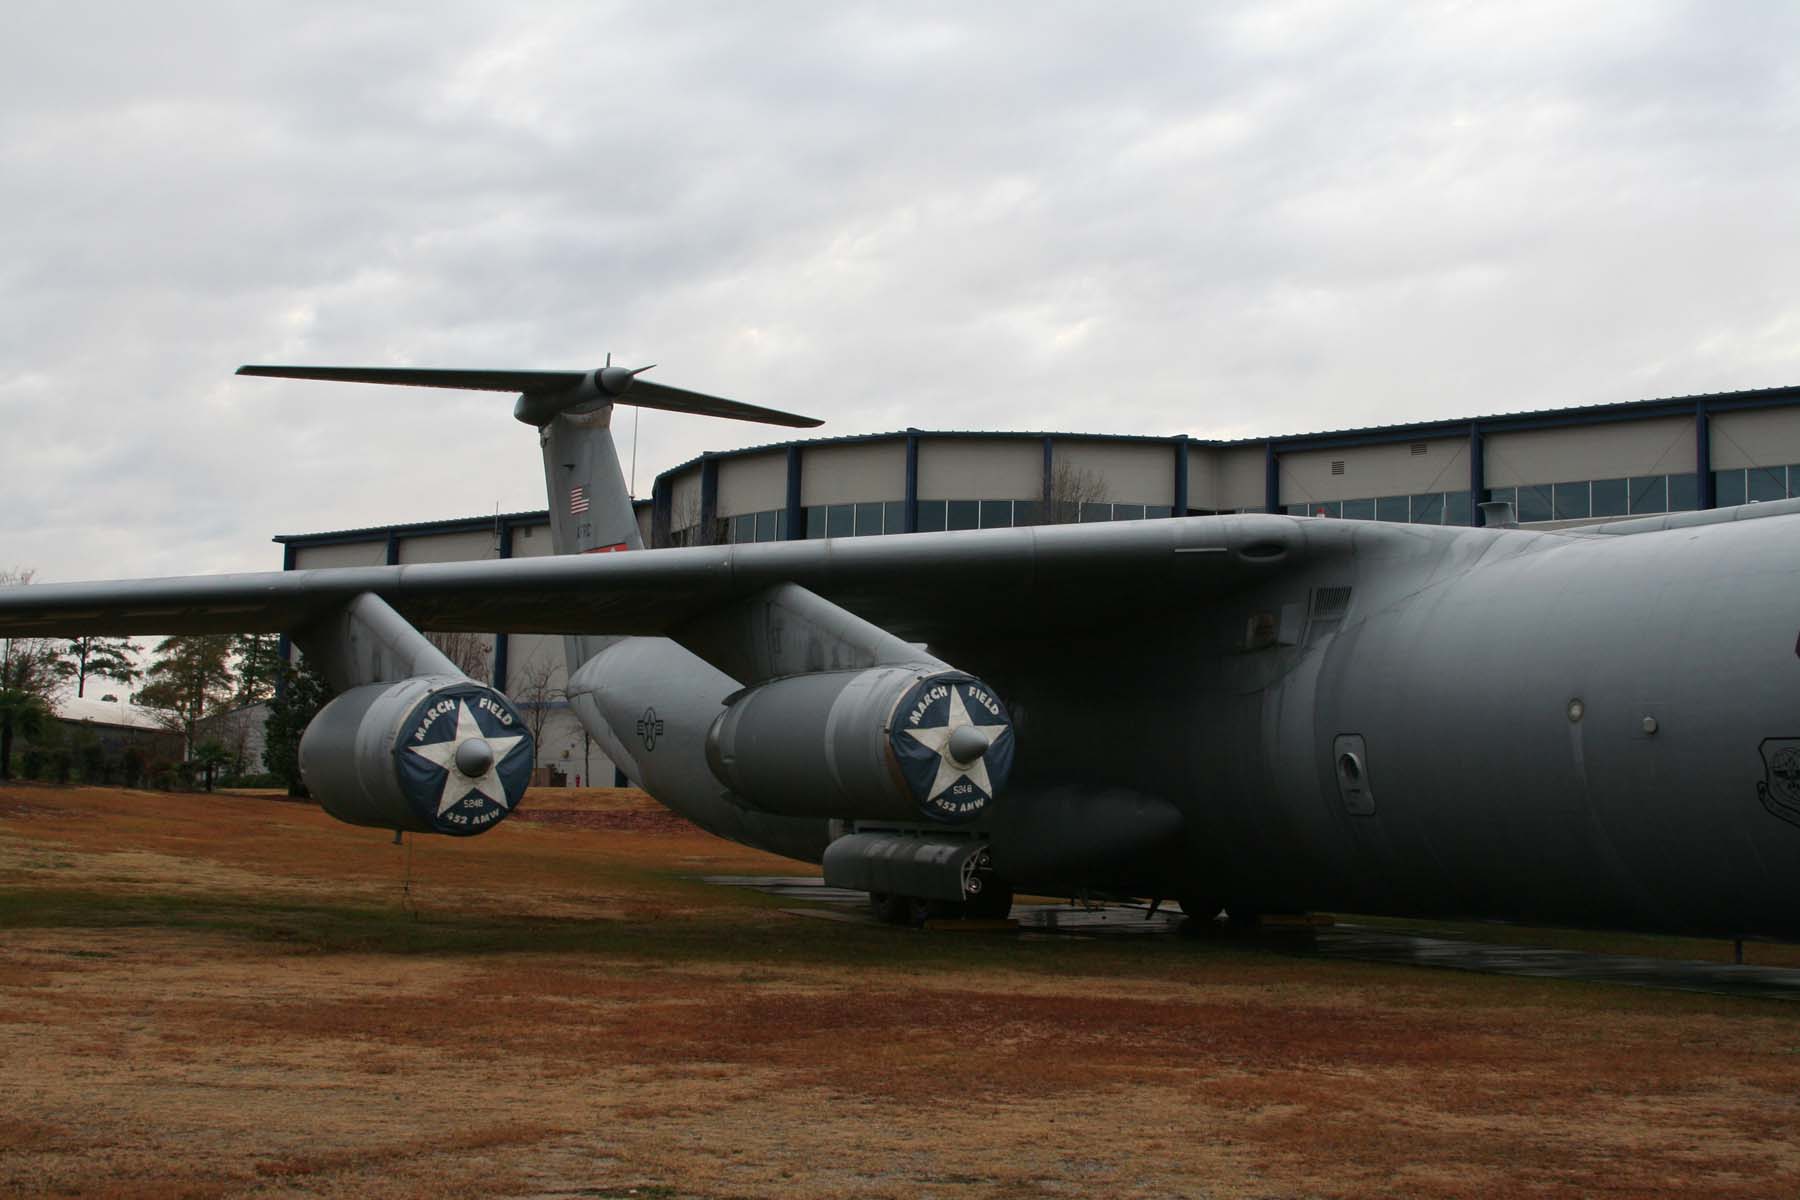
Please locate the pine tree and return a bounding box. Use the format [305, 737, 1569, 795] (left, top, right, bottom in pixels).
[232, 633, 283, 704]
[56, 636, 141, 699]
[263, 656, 331, 797]
[136, 634, 236, 758]
[0, 569, 61, 780]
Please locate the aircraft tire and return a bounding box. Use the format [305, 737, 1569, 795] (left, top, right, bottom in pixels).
[1176, 895, 1224, 921]
[965, 881, 1014, 920]
[869, 892, 912, 925]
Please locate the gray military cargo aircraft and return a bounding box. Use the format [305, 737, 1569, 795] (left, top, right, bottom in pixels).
[4, 363, 1800, 940]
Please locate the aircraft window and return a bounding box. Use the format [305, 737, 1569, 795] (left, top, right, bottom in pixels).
[1667, 473, 1698, 511]
[883, 500, 906, 534]
[827, 504, 855, 537]
[1376, 495, 1409, 522]
[916, 500, 947, 532]
[731, 514, 755, 543]
[1749, 466, 1786, 503]
[1516, 484, 1553, 523]
[1410, 492, 1444, 524]
[854, 502, 884, 536]
[1341, 498, 1374, 520]
[1627, 476, 1664, 514]
[947, 500, 980, 531]
[1445, 490, 1472, 525]
[1146, 505, 1173, 519]
[1713, 469, 1746, 508]
[980, 499, 1013, 528]
[1591, 478, 1627, 517]
[1113, 503, 1145, 521]
[1014, 499, 1044, 526]
[755, 510, 778, 542]
[1553, 481, 1590, 521]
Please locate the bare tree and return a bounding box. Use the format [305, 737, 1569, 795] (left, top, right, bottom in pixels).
[426, 632, 493, 680]
[668, 491, 726, 547]
[507, 649, 559, 783]
[1042, 462, 1112, 525]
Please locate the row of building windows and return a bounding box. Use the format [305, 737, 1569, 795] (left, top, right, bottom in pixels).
[1282, 472, 1707, 525]
[1284, 490, 1474, 525]
[1484, 473, 1700, 521]
[711, 499, 1187, 543]
[698, 467, 1788, 544]
[1713, 465, 1800, 507]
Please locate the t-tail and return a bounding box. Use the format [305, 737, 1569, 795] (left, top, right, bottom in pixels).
[236, 361, 823, 669]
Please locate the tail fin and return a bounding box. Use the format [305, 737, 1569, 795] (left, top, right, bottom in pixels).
[238, 361, 824, 670]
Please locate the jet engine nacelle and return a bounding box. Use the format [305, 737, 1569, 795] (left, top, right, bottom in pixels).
[705, 667, 1016, 825]
[299, 674, 535, 837]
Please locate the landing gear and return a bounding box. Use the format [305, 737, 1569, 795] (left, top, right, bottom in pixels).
[962, 878, 1015, 920]
[869, 881, 1015, 925]
[869, 892, 914, 925]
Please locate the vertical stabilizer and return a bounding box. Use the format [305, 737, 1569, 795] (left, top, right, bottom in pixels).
[540, 405, 644, 556]
[539, 404, 643, 671]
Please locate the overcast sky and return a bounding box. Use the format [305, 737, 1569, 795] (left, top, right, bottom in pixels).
[4, 1, 1799, 584]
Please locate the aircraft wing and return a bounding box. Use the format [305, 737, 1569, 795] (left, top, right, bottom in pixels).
[0, 514, 1417, 646]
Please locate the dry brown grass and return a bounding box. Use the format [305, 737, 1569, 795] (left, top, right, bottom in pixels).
[4, 782, 1800, 1198]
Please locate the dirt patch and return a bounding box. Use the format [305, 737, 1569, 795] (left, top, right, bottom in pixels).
[4, 783, 1800, 1198]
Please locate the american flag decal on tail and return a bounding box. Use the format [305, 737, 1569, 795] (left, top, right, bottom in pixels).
[569, 485, 589, 514]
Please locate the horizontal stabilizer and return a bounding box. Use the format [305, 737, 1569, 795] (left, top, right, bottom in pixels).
[237, 364, 824, 428]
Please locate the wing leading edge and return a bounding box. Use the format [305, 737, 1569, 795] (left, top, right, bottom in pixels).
[0, 515, 1342, 646]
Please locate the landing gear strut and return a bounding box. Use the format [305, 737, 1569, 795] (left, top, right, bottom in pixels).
[869, 881, 1015, 925]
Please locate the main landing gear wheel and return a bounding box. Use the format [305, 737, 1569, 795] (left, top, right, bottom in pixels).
[869, 892, 913, 925]
[1176, 894, 1225, 937]
[963, 879, 1015, 920]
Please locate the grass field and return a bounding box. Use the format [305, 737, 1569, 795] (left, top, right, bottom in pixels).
[3, 783, 1800, 1199]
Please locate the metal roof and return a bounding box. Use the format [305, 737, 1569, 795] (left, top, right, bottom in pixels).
[654, 383, 1800, 476]
[274, 500, 652, 545]
[276, 383, 1800, 546]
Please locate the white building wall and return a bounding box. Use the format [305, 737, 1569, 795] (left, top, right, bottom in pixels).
[397, 528, 496, 564]
[508, 521, 554, 557]
[717, 452, 788, 516]
[801, 442, 906, 506]
[1281, 438, 1469, 505]
[1216, 446, 1269, 510]
[918, 439, 1042, 501]
[1186, 445, 1221, 512]
[292, 541, 387, 570]
[1710, 408, 1800, 469]
[1484, 418, 1694, 486]
[1054, 440, 1175, 506]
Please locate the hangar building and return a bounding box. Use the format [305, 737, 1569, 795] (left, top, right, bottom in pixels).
[276, 384, 1800, 782]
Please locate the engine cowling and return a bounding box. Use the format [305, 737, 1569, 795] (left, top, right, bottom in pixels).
[300, 674, 535, 837]
[705, 667, 1016, 825]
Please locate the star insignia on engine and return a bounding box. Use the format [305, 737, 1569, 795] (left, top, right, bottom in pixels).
[902, 686, 1010, 801]
[407, 700, 528, 816]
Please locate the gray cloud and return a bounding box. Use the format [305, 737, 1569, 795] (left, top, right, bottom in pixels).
[4, 0, 1799, 581]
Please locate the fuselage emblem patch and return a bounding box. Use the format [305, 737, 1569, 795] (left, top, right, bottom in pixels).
[637, 707, 665, 752]
[1756, 738, 1800, 829]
